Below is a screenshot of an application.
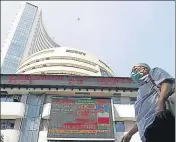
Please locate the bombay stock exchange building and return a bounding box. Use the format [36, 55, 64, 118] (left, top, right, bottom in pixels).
[0, 2, 141, 142]
[1, 2, 60, 74]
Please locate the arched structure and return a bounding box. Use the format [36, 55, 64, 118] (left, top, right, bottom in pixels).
[27, 11, 60, 57]
[17, 47, 116, 77]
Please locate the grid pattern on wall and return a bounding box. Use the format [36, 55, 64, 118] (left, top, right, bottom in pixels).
[1, 3, 38, 74]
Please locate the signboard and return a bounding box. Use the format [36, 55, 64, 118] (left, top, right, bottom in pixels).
[47, 98, 114, 140]
[0, 74, 137, 89]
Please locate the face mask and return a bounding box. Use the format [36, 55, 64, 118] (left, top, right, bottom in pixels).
[131, 71, 144, 83]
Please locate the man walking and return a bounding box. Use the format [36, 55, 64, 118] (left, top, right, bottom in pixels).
[121, 63, 175, 142]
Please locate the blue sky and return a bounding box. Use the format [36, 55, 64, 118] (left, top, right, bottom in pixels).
[1, 1, 175, 77]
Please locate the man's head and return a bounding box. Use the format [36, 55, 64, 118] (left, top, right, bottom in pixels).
[130, 63, 151, 83]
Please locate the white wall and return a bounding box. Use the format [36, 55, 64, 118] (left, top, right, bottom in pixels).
[113, 104, 135, 121]
[1, 102, 25, 119]
[38, 131, 47, 142]
[1, 130, 20, 142]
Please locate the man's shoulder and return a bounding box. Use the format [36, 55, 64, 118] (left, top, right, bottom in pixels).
[150, 67, 160, 72]
[149, 67, 164, 76]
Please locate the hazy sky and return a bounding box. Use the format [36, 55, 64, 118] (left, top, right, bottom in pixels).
[1, 1, 175, 77]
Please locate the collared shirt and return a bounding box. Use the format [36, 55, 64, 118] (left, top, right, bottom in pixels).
[134, 67, 174, 141]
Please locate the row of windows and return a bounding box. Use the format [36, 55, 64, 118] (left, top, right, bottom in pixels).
[27, 16, 41, 56]
[33, 29, 48, 53]
[113, 97, 136, 104]
[15, 26, 30, 36]
[1, 58, 19, 74]
[2, 56, 19, 68]
[21, 63, 98, 74]
[23, 6, 37, 18]
[12, 39, 26, 47]
[14, 27, 29, 36]
[22, 12, 36, 19]
[1, 120, 15, 130]
[7, 47, 24, 59]
[36, 27, 55, 52]
[1, 67, 15, 74]
[28, 17, 59, 57]
[0, 95, 22, 102]
[35, 71, 88, 76]
[23, 50, 54, 64]
[19, 56, 97, 71]
[41, 21, 60, 47]
[8, 43, 25, 54]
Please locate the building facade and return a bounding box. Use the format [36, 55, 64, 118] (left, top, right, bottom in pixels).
[1, 2, 141, 142]
[0, 74, 141, 142]
[1, 3, 60, 74]
[16, 47, 115, 77]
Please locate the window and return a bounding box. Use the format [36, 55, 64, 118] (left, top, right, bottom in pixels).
[130, 97, 137, 104]
[0, 120, 15, 130]
[113, 97, 121, 104]
[115, 121, 125, 132]
[0, 95, 21, 102]
[100, 69, 109, 77]
[0, 96, 6, 102]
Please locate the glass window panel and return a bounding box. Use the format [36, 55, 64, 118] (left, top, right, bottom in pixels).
[1, 123, 6, 129]
[0, 95, 7, 102]
[27, 105, 37, 117]
[21, 117, 28, 131]
[6, 123, 14, 129]
[115, 121, 125, 132]
[33, 117, 40, 130]
[113, 97, 121, 104]
[35, 106, 41, 117]
[130, 97, 137, 104]
[24, 118, 34, 130]
[35, 96, 43, 105]
[24, 130, 38, 142]
[26, 95, 35, 104]
[0, 120, 15, 129]
[13, 95, 21, 102]
[25, 105, 29, 116]
[6, 95, 14, 102]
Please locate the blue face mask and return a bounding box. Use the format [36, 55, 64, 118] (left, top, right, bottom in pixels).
[131, 72, 144, 83]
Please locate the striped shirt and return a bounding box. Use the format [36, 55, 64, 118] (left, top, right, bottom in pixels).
[134, 67, 174, 141]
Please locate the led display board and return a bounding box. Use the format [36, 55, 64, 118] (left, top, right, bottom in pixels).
[1, 74, 137, 89]
[47, 98, 114, 140]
